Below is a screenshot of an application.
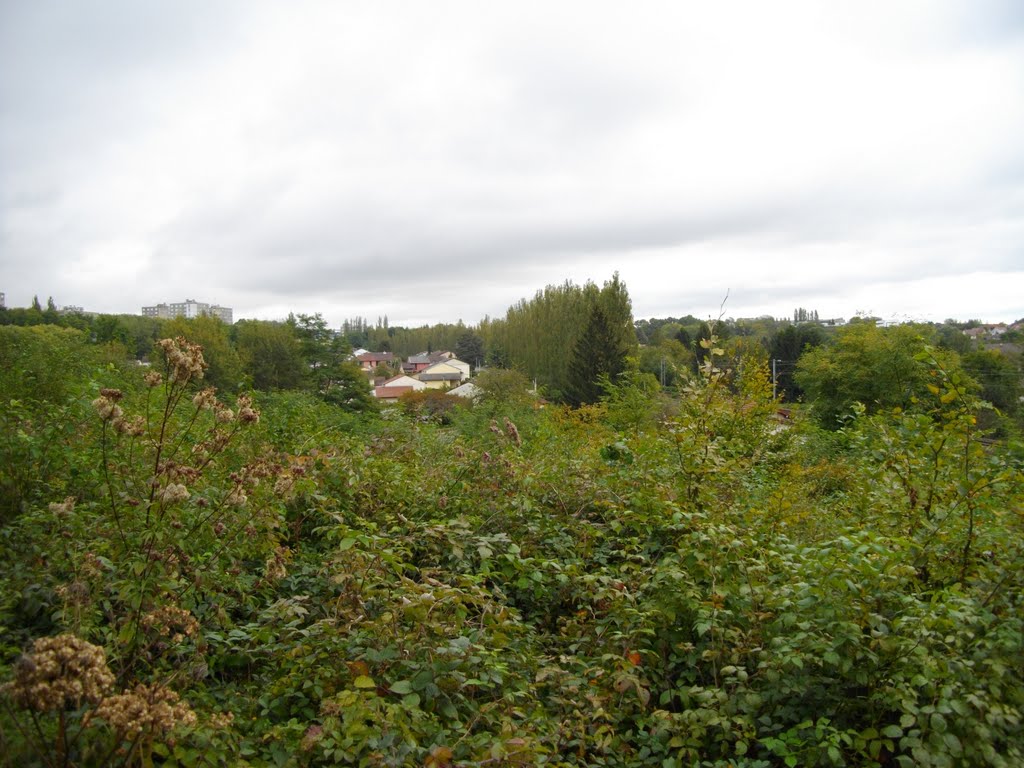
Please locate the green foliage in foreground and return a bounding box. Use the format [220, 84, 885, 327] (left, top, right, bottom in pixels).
[1, 338, 1022, 767]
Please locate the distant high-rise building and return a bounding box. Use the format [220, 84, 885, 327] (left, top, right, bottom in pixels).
[142, 299, 233, 324]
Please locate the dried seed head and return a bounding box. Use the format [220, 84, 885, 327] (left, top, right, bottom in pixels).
[158, 483, 190, 504]
[192, 387, 218, 410]
[264, 546, 290, 581]
[225, 488, 247, 508]
[93, 683, 197, 735]
[156, 337, 207, 383]
[1, 634, 114, 712]
[237, 395, 260, 424]
[48, 497, 77, 516]
[504, 417, 522, 447]
[92, 397, 123, 421]
[141, 605, 199, 640]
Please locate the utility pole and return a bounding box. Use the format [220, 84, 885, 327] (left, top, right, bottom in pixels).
[772, 358, 778, 400]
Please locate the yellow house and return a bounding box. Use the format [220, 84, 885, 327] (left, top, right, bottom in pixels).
[417, 361, 465, 389]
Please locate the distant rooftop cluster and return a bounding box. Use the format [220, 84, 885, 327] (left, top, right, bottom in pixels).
[142, 299, 232, 324]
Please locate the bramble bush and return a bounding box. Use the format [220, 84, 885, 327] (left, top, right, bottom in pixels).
[1, 338, 1022, 766]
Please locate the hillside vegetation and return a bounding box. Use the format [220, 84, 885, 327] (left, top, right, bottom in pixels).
[0, 313, 1022, 766]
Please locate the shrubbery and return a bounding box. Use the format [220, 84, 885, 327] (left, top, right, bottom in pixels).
[1, 336, 1022, 766]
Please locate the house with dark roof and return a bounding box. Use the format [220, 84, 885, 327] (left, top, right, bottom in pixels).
[417, 360, 468, 389]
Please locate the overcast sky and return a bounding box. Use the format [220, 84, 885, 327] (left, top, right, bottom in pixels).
[2, 1, 1023, 327]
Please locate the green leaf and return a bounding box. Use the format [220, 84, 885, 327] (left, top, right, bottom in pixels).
[882, 725, 903, 739]
[354, 675, 376, 689]
[389, 680, 413, 695]
[943, 732, 962, 756]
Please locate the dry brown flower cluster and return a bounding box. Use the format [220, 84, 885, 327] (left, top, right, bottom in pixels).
[192, 387, 218, 410]
[237, 394, 260, 424]
[224, 487, 247, 508]
[158, 483, 190, 504]
[488, 418, 522, 446]
[190, 428, 233, 459]
[49, 496, 76, 516]
[504, 417, 522, 447]
[92, 395, 124, 422]
[264, 546, 290, 581]
[80, 551, 107, 580]
[207, 710, 235, 729]
[144, 370, 163, 387]
[300, 723, 324, 751]
[273, 471, 296, 497]
[156, 460, 201, 484]
[113, 414, 146, 436]
[92, 682, 197, 735]
[156, 337, 207, 383]
[55, 580, 91, 606]
[2, 634, 114, 712]
[141, 605, 200, 643]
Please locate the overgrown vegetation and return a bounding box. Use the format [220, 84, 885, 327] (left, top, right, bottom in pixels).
[2, 310, 1022, 766]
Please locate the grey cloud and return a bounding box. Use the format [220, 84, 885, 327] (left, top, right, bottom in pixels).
[2, 2, 1023, 324]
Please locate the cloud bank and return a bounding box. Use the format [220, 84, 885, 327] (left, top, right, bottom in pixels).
[2, 1, 1023, 326]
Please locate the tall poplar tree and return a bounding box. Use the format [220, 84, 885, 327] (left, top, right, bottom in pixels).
[565, 273, 636, 406]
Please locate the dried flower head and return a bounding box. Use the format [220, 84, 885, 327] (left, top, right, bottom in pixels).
[192, 387, 218, 410]
[144, 371, 163, 388]
[301, 724, 324, 752]
[92, 396, 123, 421]
[141, 605, 200, 643]
[264, 546, 290, 581]
[55, 580, 91, 605]
[1, 634, 114, 712]
[93, 683, 197, 735]
[156, 337, 207, 383]
[113, 414, 146, 437]
[273, 473, 296, 497]
[215, 406, 235, 423]
[80, 551, 106, 579]
[504, 417, 522, 447]
[237, 395, 260, 424]
[99, 388, 124, 401]
[208, 710, 235, 729]
[49, 496, 77, 516]
[225, 488, 247, 508]
[158, 483, 190, 504]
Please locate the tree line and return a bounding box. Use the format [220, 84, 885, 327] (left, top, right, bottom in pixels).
[2, 287, 1021, 432]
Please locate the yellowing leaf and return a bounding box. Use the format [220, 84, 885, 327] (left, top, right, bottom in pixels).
[353, 675, 376, 689]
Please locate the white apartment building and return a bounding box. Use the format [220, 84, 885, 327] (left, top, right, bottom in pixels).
[142, 299, 233, 324]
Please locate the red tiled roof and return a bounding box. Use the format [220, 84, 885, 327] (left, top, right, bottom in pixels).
[374, 386, 413, 399]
